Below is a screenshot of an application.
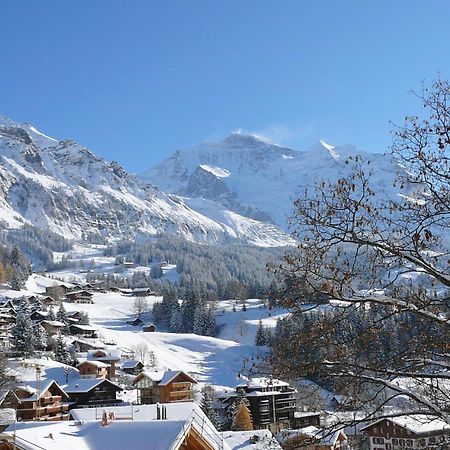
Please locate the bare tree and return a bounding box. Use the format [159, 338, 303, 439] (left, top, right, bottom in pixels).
[270, 80, 450, 428]
[133, 297, 148, 319]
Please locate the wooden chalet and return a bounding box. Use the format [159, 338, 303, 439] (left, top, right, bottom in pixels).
[77, 360, 110, 379]
[0, 316, 10, 349]
[360, 415, 450, 450]
[3, 380, 69, 421]
[120, 360, 144, 375]
[65, 290, 93, 304]
[293, 411, 321, 429]
[63, 378, 123, 409]
[87, 349, 121, 380]
[132, 370, 197, 405]
[39, 320, 65, 335]
[30, 311, 48, 322]
[131, 287, 153, 297]
[142, 323, 156, 332]
[71, 338, 103, 352]
[69, 324, 97, 338]
[41, 296, 56, 307]
[126, 317, 144, 327]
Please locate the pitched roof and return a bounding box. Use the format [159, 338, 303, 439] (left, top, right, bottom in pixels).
[14, 379, 68, 401]
[360, 415, 450, 434]
[87, 348, 121, 361]
[158, 370, 197, 386]
[121, 360, 143, 370]
[77, 360, 110, 369]
[64, 378, 122, 394]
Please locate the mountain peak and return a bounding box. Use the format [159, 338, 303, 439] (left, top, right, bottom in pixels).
[224, 129, 281, 147]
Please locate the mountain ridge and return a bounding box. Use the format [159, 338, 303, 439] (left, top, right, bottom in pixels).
[0, 116, 292, 247]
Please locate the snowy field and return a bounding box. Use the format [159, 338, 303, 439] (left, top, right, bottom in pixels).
[2, 270, 287, 390]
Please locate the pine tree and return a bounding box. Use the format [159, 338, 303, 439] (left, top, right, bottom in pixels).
[255, 319, 267, 346]
[56, 304, 70, 334]
[224, 401, 238, 431]
[12, 311, 34, 356]
[78, 311, 90, 325]
[47, 306, 56, 321]
[232, 400, 254, 431]
[200, 385, 220, 429]
[54, 334, 72, 365]
[32, 324, 48, 351]
[169, 308, 184, 333]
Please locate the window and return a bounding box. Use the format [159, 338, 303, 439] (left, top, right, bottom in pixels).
[386, 444, 392, 449]
[392, 439, 398, 446]
[399, 439, 405, 447]
[405, 440, 412, 447]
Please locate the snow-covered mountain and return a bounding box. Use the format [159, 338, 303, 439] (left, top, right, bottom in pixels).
[0, 117, 292, 247]
[141, 131, 400, 229]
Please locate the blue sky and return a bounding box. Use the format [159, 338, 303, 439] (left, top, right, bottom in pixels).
[1, 1, 450, 172]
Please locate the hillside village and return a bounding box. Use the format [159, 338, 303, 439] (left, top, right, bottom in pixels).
[0, 242, 447, 450]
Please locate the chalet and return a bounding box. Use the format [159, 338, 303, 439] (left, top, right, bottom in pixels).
[30, 310, 48, 322]
[126, 317, 144, 327]
[131, 287, 153, 297]
[360, 415, 450, 450]
[132, 370, 197, 405]
[221, 378, 297, 433]
[69, 324, 97, 338]
[41, 296, 56, 307]
[77, 360, 110, 379]
[293, 411, 321, 429]
[3, 380, 69, 421]
[1, 403, 231, 450]
[39, 320, 65, 335]
[0, 317, 10, 349]
[87, 348, 121, 380]
[120, 360, 144, 375]
[279, 426, 348, 450]
[71, 338, 104, 352]
[143, 323, 156, 332]
[45, 284, 72, 300]
[63, 378, 123, 409]
[65, 290, 93, 304]
[67, 311, 82, 321]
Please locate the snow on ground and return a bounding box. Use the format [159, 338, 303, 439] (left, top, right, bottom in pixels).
[59, 292, 286, 388]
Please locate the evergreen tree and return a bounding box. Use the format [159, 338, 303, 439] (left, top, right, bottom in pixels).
[224, 401, 238, 431]
[12, 311, 34, 355]
[9, 247, 32, 290]
[200, 385, 220, 429]
[47, 306, 56, 321]
[56, 304, 70, 334]
[54, 334, 72, 365]
[169, 308, 184, 333]
[255, 319, 267, 346]
[232, 400, 254, 431]
[32, 324, 48, 351]
[78, 311, 90, 325]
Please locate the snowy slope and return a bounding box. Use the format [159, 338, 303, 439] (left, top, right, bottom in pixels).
[141, 131, 401, 229]
[0, 116, 291, 247]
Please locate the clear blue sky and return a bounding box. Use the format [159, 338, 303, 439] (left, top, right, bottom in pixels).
[2, 1, 450, 172]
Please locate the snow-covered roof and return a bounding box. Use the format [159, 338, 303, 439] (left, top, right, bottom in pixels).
[40, 320, 65, 327]
[77, 360, 110, 369]
[5, 420, 188, 450]
[158, 370, 197, 386]
[87, 348, 121, 361]
[121, 360, 143, 370]
[294, 411, 321, 419]
[223, 430, 282, 450]
[64, 378, 121, 394]
[277, 426, 346, 447]
[360, 415, 450, 435]
[70, 324, 97, 331]
[236, 377, 290, 389]
[15, 379, 68, 401]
